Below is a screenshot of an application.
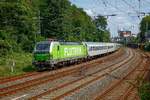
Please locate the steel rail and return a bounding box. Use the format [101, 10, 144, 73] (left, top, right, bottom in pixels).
[51, 49, 135, 100]
[94, 53, 144, 100]
[0, 49, 123, 85]
[30, 49, 134, 100]
[0, 49, 125, 97]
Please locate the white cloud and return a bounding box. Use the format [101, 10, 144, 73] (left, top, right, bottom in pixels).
[84, 9, 95, 17]
[116, 16, 125, 20]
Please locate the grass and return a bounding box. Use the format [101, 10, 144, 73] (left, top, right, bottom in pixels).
[0, 52, 36, 78]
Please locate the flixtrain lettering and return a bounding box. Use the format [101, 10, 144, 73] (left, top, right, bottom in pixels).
[64, 47, 82, 56]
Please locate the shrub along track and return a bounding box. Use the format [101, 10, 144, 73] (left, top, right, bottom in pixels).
[25, 48, 134, 100]
[0, 48, 125, 99]
[94, 51, 150, 100]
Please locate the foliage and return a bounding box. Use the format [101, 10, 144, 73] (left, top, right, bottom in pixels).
[40, 0, 109, 42]
[0, 39, 11, 57]
[144, 42, 150, 51]
[139, 82, 150, 100]
[139, 16, 150, 43]
[94, 15, 107, 30]
[0, 0, 44, 53]
[94, 16, 110, 42]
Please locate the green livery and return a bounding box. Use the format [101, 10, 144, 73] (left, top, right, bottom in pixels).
[33, 41, 87, 69]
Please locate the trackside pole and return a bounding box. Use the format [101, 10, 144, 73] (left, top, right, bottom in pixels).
[11, 60, 15, 73]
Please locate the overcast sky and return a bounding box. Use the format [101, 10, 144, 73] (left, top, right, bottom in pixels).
[70, 0, 150, 37]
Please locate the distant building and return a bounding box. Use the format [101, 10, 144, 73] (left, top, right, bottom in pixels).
[111, 30, 135, 43]
[117, 30, 133, 44]
[118, 31, 132, 38]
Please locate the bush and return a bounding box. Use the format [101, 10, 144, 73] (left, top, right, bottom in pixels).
[139, 83, 150, 100]
[144, 42, 150, 51]
[0, 52, 35, 77]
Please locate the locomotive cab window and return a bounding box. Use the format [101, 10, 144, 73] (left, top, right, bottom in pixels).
[35, 43, 50, 52]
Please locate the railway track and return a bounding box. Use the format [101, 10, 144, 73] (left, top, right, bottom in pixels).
[0, 48, 125, 99]
[0, 72, 39, 84]
[28, 49, 134, 99]
[1, 48, 147, 100]
[119, 53, 150, 100]
[0, 48, 123, 86]
[118, 52, 150, 100]
[94, 51, 150, 100]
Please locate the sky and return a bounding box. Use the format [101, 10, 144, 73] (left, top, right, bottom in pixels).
[70, 0, 150, 37]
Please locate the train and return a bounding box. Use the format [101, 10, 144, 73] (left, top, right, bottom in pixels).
[32, 41, 121, 70]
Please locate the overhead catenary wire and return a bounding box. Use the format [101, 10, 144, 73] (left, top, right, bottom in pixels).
[102, 0, 107, 7]
[121, 0, 143, 20]
[142, 0, 150, 11]
[71, 0, 149, 18]
[122, 0, 139, 14]
[93, 0, 118, 25]
[138, 0, 141, 19]
[95, 0, 110, 15]
[144, 0, 150, 5]
[124, 0, 139, 11]
[103, 0, 128, 14]
[70, 0, 150, 35]
[93, 0, 137, 31]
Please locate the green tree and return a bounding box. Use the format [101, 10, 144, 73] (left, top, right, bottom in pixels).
[40, 0, 64, 38]
[0, 0, 43, 53]
[139, 15, 150, 43]
[40, 0, 98, 42]
[94, 15, 110, 42]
